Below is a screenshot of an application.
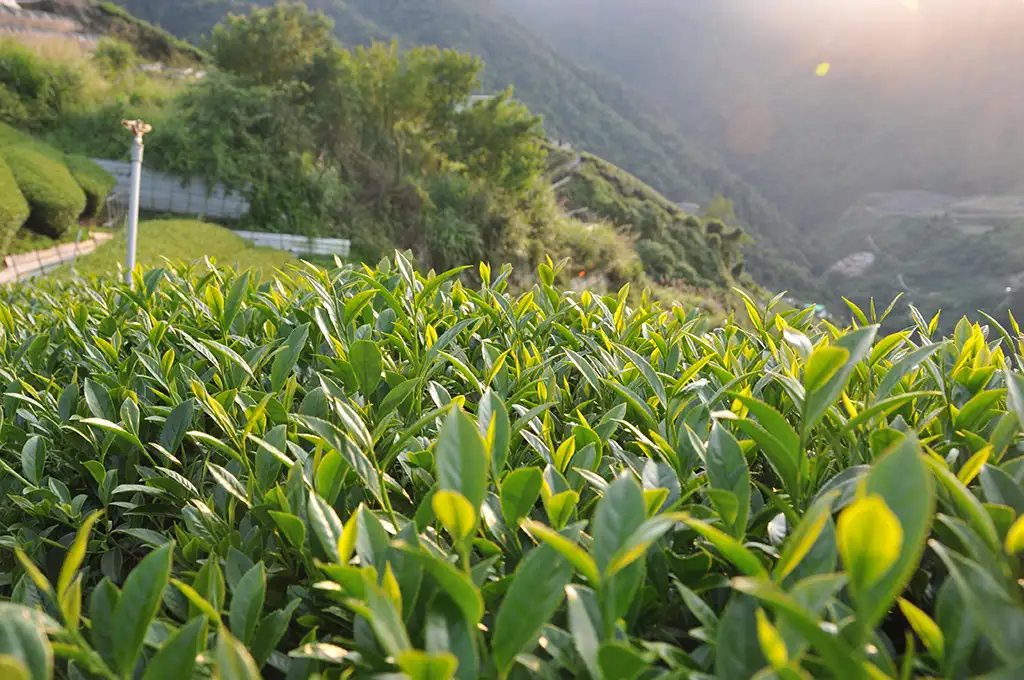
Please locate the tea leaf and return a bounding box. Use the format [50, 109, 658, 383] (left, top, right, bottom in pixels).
[113, 543, 174, 676]
[0, 603, 52, 680]
[142, 616, 205, 680]
[436, 409, 488, 510]
[229, 562, 266, 646]
[837, 495, 903, 598]
[350, 340, 383, 396]
[492, 543, 571, 673]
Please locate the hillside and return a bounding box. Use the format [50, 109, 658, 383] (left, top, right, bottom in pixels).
[20, 0, 207, 65]
[0, 3, 758, 319]
[110, 0, 821, 298]
[498, 0, 1024, 233]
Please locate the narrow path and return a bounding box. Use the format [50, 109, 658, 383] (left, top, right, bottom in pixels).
[0, 231, 114, 284]
[551, 154, 582, 190]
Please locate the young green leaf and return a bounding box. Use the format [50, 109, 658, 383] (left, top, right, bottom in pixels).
[20, 437, 44, 487]
[500, 467, 543, 528]
[113, 542, 174, 677]
[837, 495, 903, 598]
[215, 627, 261, 680]
[268, 511, 306, 550]
[803, 346, 849, 394]
[897, 598, 944, 666]
[565, 585, 604, 680]
[521, 519, 600, 585]
[432, 490, 477, 543]
[83, 378, 113, 420]
[858, 434, 935, 635]
[160, 399, 195, 453]
[592, 474, 646, 577]
[0, 603, 52, 680]
[141, 616, 205, 680]
[349, 339, 383, 396]
[492, 543, 572, 673]
[435, 409, 488, 510]
[706, 423, 750, 538]
[270, 323, 309, 392]
[478, 390, 511, 478]
[229, 562, 266, 646]
[397, 650, 458, 680]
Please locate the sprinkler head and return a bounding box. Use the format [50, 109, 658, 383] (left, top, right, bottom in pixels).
[121, 119, 153, 140]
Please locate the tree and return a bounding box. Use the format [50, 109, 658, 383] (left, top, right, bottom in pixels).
[703, 193, 737, 224]
[208, 3, 335, 86]
[449, 89, 547, 198]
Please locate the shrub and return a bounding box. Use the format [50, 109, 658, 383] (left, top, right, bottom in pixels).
[0, 39, 84, 129]
[0, 254, 1021, 678]
[560, 218, 644, 288]
[64, 154, 116, 219]
[92, 37, 136, 77]
[0, 154, 29, 256]
[1, 145, 86, 237]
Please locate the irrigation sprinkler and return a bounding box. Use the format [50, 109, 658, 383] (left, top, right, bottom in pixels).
[121, 118, 152, 286]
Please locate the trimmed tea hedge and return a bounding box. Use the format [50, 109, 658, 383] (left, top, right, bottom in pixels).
[64, 154, 116, 220]
[0, 153, 29, 257]
[2, 254, 1024, 679]
[1, 145, 86, 237]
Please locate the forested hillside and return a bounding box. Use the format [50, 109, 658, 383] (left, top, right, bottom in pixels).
[112, 0, 821, 298]
[0, 2, 760, 317]
[499, 0, 1024, 232]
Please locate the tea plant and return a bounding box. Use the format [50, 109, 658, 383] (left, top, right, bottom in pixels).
[1, 253, 1023, 679]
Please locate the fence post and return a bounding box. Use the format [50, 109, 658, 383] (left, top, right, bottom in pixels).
[121, 119, 152, 287]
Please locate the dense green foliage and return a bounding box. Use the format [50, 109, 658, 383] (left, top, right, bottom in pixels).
[77, 3, 555, 276]
[111, 0, 818, 296]
[0, 123, 114, 245]
[552, 149, 740, 290]
[0, 155, 29, 257]
[0, 40, 84, 132]
[0, 33, 187, 159]
[64, 155, 117, 220]
[0, 146, 86, 238]
[3, 253, 1024, 678]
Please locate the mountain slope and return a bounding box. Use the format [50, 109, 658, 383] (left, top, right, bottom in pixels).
[112, 0, 821, 297]
[497, 0, 1024, 232]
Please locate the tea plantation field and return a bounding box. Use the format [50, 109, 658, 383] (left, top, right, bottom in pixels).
[1, 253, 1023, 679]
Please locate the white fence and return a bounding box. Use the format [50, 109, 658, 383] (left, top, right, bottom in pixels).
[90, 159, 251, 219]
[234, 230, 350, 257]
[88, 160, 350, 258]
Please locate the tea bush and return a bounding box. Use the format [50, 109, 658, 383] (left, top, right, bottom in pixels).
[0, 154, 29, 256]
[1, 253, 1024, 679]
[0, 145, 86, 238]
[63, 155, 116, 220]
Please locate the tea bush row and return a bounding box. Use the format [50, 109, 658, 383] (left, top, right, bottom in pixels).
[0, 254, 1023, 679]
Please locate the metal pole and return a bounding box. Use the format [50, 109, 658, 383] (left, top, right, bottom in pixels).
[125, 135, 143, 284]
[120, 119, 151, 287]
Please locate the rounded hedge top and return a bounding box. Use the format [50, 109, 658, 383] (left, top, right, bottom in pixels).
[1, 144, 87, 237]
[0, 152, 30, 254]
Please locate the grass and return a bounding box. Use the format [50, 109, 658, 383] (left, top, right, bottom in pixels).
[62, 219, 300, 277]
[5, 225, 92, 257]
